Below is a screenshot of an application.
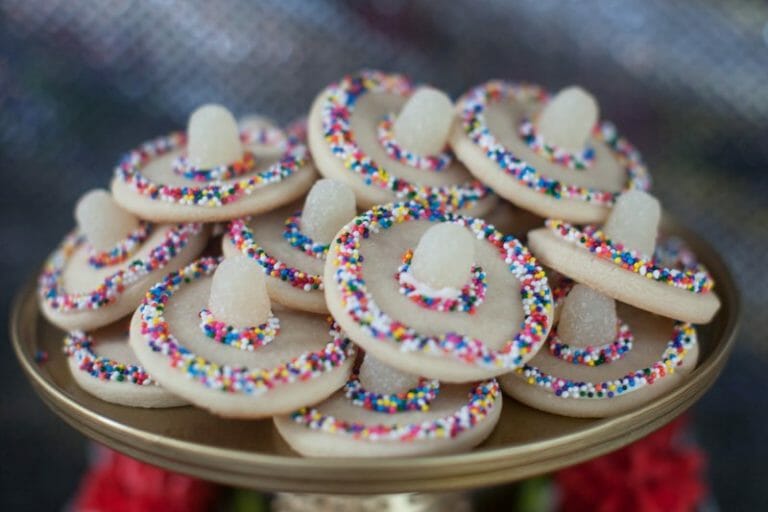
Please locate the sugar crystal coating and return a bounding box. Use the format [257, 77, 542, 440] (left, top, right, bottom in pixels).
[187, 104, 243, 169]
[208, 256, 271, 328]
[537, 86, 598, 153]
[558, 284, 617, 348]
[75, 189, 140, 251]
[301, 179, 356, 245]
[603, 190, 661, 257]
[393, 87, 454, 156]
[410, 223, 475, 290]
[358, 354, 420, 395]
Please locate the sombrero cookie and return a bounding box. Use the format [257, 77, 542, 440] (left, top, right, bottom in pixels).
[129, 256, 356, 418]
[307, 70, 496, 215]
[451, 83, 651, 223]
[527, 191, 720, 324]
[274, 353, 501, 457]
[224, 179, 356, 314]
[64, 323, 185, 408]
[501, 192, 700, 417]
[323, 201, 553, 382]
[111, 104, 317, 223]
[38, 189, 208, 331]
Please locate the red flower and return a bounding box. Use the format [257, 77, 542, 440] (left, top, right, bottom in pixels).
[73, 448, 219, 512]
[556, 416, 706, 512]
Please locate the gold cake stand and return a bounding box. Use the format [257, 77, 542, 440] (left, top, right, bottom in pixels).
[10, 220, 740, 499]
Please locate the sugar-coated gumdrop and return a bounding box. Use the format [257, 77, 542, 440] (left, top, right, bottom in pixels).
[558, 284, 617, 347]
[411, 223, 475, 290]
[208, 257, 271, 328]
[238, 114, 278, 133]
[537, 86, 598, 153]
[301, 179, 357, 245]
[358, 354, 420, 394]
[393, 87, 454, 156]
[75, 189, 140, 252]
[187, 104, 243, 169]
[603, 190, 661, 257]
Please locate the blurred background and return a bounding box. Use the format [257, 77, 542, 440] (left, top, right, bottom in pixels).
[0, 0, 766, 509]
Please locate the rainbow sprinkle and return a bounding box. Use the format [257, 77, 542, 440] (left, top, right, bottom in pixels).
[457, 81, 650, 204]
[518, 119, 595, 171]
[228, 218, 324, 291]
[395, 249, 487, 314]
[291, 379, 500, 441]
[329, 201, 552, 369]
[240, 124, 288, 147]
[548, 320, 633, 367]
[344, 373, 440, 414]
[376, 115, 452, 172]
[516, 322, 697, 399]
[198, 308, 280, 351]
[321, 71, 492, 210]
[87, 221, 152, 268]
[172, 150, 256, 182]
[114, 128, 307, 207]
[138, 257, 355, 395]
[64, 331, 155, 386]
[546, 220, 715, 294]
[283, 211, 329, 259]
[39, 223, 202, 311]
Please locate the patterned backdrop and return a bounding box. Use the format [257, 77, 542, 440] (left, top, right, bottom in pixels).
[0, 1, 766, 510]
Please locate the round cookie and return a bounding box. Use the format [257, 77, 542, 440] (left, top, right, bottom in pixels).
[323, 201, 554, 383]
[451, 83, 651, 223]
[500, 294, 699, 418]
[38, 189, 208, 331]
[129, 256, 357, 419]
[527, 192, 720, 324]
[224, 179, 357, 314]
[64, 323, 186, 408]
[111, 104, 317, 223]
[307, 70, 496, 215]
[274, 354, 501, 457]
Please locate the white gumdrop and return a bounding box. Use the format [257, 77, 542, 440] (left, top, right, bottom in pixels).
[238, 114, 278, 133]
[410, 223, 475, 290]
[537, 86, 599, 153]
[558, 284, 617, 347]
[187, 104, 243, 169]
[393, 87, 454, 156]
[75, 189, 140, 252]
[301, 179, 357, 245]
[603, 190, 662, 257]
[208, 257, 271, 328]
[358, 354, 420, 394]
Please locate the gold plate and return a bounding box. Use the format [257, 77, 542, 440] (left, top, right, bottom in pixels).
[10, 220, 740, 494]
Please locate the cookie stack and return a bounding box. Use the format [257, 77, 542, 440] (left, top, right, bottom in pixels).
[38, 71, 720, 458]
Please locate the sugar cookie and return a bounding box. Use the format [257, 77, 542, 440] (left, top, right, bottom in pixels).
[451, 82, 651, 223]
[38, 189, 208, 331]
[307, 71, 496, 215]
[274, 354, 501, 457]
[527, 191, 720, 324]
[323, 201, 553, 382]
[502, 191, 699, 417]
[111, 104, 317, 223]
[129, 256, 356, 418]
[64, 323, 185, 408]
[224, 179, 357, 314]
